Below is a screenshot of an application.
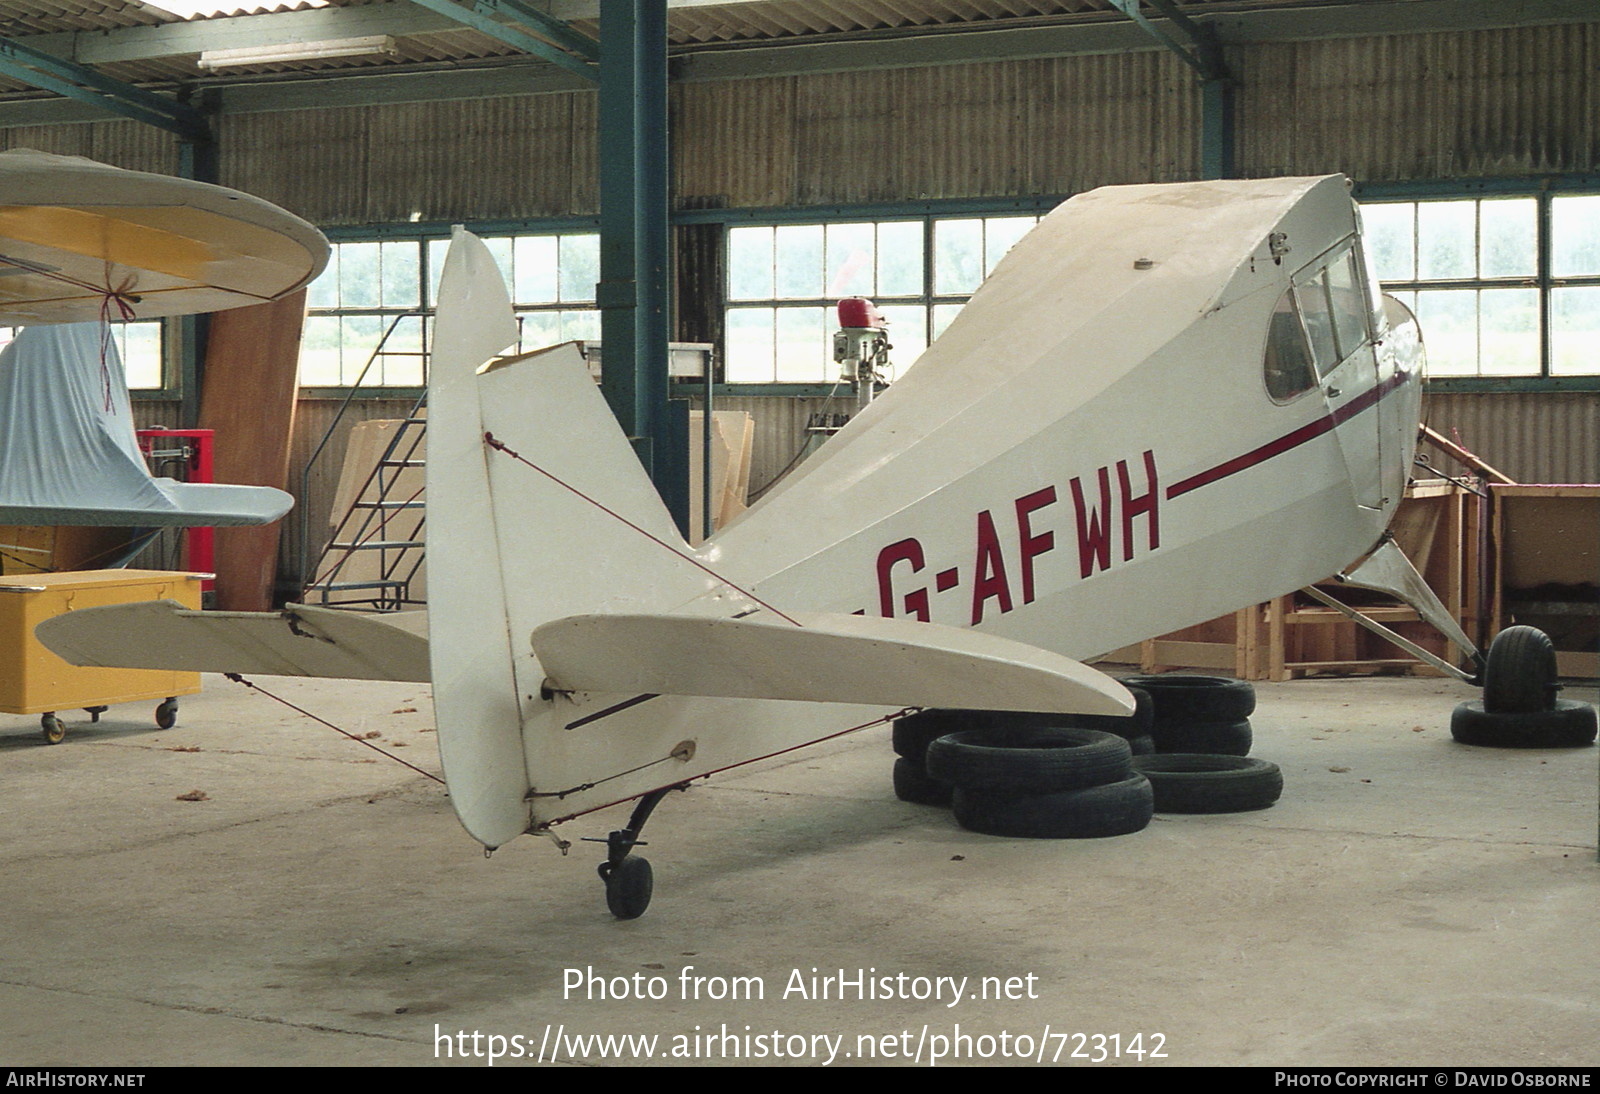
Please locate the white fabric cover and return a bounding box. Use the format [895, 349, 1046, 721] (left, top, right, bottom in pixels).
[0, 322, 292, 526]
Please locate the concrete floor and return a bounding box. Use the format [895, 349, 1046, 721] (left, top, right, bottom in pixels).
[1, 671, 1596, 1068]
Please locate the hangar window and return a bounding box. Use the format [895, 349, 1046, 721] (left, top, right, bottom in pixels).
[301, 231, 600, 388]
[724, 213, 1042, 384]
[0, 321, 163, 391]
[1361, 193, 1600, 381]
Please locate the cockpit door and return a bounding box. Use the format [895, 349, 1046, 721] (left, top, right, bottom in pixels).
[1293, 242, 1384, 510]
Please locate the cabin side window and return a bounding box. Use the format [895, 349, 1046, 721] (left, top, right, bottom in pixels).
[1294, 269, 1341, 377]
[1325, 250, 1373, 362]
[1289, 242, 1374, 381]
[1263, 287, 1318, 402]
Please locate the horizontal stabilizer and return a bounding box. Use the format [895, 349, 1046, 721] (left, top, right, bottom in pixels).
[531, 611, 1133, 715]
[36, 601, 429, 682]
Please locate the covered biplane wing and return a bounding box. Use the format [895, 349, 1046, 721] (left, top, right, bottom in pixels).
[0, 322, 292, 526]
[0, 149, 328, 325]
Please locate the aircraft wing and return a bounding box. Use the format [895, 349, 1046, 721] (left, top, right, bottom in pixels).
[532, 610, 1134, 715]
[35, 601, 429, 682]
[0, 148, 329, 324]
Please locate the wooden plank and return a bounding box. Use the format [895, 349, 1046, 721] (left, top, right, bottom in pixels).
[1557, 651, 1600, 678]
[1141, 639, 1236, 671]
[198, 290, 307, 611]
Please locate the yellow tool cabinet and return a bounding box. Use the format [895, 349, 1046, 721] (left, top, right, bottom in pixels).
[0, 569, 204, 744]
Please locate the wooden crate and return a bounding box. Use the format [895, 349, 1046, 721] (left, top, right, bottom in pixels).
[1490, 485, 1600, 680]
[1140, 481, 1480, 680]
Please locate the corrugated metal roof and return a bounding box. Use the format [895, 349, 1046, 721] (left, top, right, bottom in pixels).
[0, 0, 1355, 90]
[0, 0, 1592, 98]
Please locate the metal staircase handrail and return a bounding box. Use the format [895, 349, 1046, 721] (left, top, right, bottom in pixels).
[296, 312, 430, 598]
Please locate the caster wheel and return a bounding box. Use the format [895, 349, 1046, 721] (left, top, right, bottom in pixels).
[602, 856, 653, 920]
[40, 713, 64, 745]
[156, 700, 178, 730]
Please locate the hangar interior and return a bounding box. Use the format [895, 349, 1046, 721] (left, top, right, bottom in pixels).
[0, 0, 1597, 1068]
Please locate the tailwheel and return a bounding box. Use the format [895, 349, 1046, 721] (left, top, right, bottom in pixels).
[599, 856, 654, 920]
[40, 713, 64, 745]
[586, 785, 681, 921]
[155, 699, 179, 730]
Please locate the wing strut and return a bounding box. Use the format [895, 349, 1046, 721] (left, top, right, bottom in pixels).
[1305, 536, 1481, 683]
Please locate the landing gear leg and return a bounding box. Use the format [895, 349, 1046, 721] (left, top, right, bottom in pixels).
[592, 786, 679, 920]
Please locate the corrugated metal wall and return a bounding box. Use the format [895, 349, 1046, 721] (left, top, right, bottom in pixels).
[1235, 24, 1600, 180]
[217, 95, 600, 225]
[5, 19, 1597, 591]
[5, 23, 1594, 209]
[0, 118, 179, 173]
[674, 52, 1199, 206]
[1425, 393, 1600, 486]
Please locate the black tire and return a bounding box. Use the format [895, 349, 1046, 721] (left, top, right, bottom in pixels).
[891, 709, 973, 760]
[1060, 687, 1154, 740]
[951, 776, 1154, 839]
[1481, 626, 1559, 713]
[892, 757, 953, 806]
[1151, 717, 1252, 757]
[1132, 754, 1283, 813]
[1121, 674, 1256, 723]
[40, 713, 64, 745]
[155, 699, 178, 730]
[603, 856, 653, 920]
[926, 728, 1132, 794]
[1450, 700, 1596, 749]
[894, 699, 1150, 758]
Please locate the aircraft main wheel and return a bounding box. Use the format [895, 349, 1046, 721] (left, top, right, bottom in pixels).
[155, 699, 179, 730]
[602, 856, 654, 920]
[951, 775, 1153, 839]
[1132, 754, 1283, 813]
[1122, 674, 1256, 723]
[1450, 700, 1596, 749]
[926, 728, 1131, 795]
[1482, 626, 1559, 713]
[892, 757, 952, 806]
[40, 713, 64, 745]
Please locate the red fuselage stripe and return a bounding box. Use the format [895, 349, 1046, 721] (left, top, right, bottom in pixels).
[1165, 371, 1410, 500]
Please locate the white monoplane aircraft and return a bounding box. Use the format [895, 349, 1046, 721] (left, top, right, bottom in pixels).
[44, 173, 1490, 918]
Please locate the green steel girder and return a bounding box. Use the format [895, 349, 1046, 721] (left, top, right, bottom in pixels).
[0, 36, 208, 139]
[405, 0, 598, 82]
[483, 0, 599, 61]
[1105, 2, 1234, 179]
[596, 0, 683, 533]
[1104, 0, 1229, 81]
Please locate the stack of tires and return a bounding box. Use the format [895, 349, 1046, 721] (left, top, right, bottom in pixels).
[926, 726, 1152, 839]
[1114, 674, 1282, 814]
[891, 673, 1283, 834]
[1120, 674, 1255, 755]
[1451, 626, 1597, 748]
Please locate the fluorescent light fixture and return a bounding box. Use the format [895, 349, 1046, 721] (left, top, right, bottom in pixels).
[198, 35, 399, 69]
[142, 1, 329, 18]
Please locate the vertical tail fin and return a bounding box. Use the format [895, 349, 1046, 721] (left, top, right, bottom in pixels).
[427, 229, 717, 847]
